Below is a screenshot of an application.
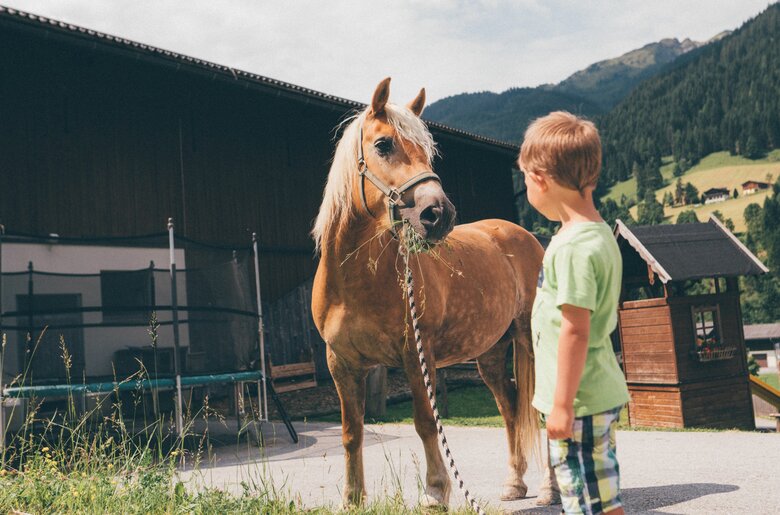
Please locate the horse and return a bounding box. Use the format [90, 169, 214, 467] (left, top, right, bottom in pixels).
[311, 77, 548, 507]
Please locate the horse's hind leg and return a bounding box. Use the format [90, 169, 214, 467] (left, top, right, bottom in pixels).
[402, 347, 451, 507]
[476, 320, 528, 500]
[326, 346, 369, 506]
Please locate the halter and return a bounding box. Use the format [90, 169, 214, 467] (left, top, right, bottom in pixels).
[357, 125, 441, 229]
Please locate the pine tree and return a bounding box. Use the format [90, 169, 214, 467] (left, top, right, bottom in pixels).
[637, 191, 665, 225]
[674, 178, 684, 205]
[683, 182, 700, 205]
[676, 210, 699, 224]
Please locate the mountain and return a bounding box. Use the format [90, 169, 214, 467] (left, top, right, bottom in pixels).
[423, 88, 601, 145]
[424, 37, 711, 143]
[598, 3, 780, 198]
[554, 37, 709, 110]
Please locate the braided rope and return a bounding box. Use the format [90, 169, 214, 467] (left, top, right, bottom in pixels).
[402, 252, 486, 515]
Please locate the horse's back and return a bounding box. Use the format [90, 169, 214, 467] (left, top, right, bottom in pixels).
[453, 218, 544, 262]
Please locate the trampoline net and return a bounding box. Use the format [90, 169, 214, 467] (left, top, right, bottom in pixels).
[0, 232, 262, 385]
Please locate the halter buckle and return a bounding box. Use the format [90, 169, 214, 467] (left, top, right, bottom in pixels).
[387, 188, 402, 206]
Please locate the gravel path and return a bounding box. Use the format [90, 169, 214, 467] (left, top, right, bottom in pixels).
[180, 421, 780, 514]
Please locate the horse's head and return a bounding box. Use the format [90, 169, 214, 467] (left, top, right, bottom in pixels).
[313, 78, 457, 253]
[357, 78, 456, 243]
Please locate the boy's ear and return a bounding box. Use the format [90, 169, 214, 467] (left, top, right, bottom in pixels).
[527, 170, 549, 191]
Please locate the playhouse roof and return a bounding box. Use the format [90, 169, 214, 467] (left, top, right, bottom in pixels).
[614, 216, 768, 283]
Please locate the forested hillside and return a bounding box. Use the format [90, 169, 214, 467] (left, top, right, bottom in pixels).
[599, 3, 780, 198]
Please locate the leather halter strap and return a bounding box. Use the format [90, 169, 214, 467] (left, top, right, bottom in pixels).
[357, 125, 440, 227]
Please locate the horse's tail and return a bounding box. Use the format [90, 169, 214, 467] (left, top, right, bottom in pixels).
[514, 318, 540, 465]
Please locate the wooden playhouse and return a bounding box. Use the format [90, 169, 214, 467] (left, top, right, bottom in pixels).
[614, 216, 768, 429]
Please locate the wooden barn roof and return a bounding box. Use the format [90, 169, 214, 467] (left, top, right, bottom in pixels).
[614, 216, 768, 283]
[0, 5, 518, 153]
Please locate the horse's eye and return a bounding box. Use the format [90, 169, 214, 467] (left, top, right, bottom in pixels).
[374, 138, 394, 157]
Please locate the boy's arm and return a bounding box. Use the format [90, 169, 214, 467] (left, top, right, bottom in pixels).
[546, 304, 590, 440]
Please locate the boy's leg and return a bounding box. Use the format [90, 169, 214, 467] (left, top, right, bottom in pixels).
[548, 407, 623, 514]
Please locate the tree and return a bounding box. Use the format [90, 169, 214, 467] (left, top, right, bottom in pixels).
[744, 203, 764, 249]
[711, 210, 736, 232]
[637, 191, 665, 225]
[600, 198, 635, 227]
[674, 178, 684, 205]
[747, 353, 760, 376]
[676, 210, 699, 224]
[683, 182, 700, 205]
[733, 188, 739, 199]
[672, 162, 683, 177]
[761, 181, 780, 270]
[662, 191, 674, 207]
[744, 134, 762, 159]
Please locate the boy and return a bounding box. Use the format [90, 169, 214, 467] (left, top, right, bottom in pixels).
[519, 111, 629, 515]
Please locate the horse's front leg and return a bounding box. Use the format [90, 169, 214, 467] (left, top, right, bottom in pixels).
[402, 346, 451, 507]
[326, 346, 369, 506]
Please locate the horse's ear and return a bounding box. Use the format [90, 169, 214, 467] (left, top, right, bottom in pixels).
[370, 77, 391, 116]
[407, 88, 426, 117]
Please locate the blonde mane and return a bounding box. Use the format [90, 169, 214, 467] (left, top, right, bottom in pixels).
[312, 103, 438, 253]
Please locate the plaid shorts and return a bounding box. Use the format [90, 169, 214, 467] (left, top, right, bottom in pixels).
[548, 406, 623, 515]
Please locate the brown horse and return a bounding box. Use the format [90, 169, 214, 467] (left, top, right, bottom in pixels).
[311, 77, 546, 507]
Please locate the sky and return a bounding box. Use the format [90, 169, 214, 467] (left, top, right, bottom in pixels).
[2, 1, 774, 104]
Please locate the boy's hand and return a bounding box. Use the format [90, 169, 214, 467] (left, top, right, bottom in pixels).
[546, 404, 574, 440]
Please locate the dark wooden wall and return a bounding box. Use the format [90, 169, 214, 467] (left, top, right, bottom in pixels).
[0, 18, 518, 302]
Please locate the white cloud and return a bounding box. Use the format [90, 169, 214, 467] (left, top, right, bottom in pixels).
[2, 0, 772, 104]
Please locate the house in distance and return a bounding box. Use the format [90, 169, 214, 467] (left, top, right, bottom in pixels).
[702, 187, 731, 204]
[742, 180, 770, 195]
[614, 215, 768, 429]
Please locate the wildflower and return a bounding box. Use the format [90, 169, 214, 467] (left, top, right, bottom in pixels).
[170, 450, 180, 457]
[41, 447, 50, 452]
[107, 463, 113, 469]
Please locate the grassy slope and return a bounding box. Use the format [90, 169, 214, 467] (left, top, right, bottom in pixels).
[759, 373, 780, 390]
[607, 150, 780, 231]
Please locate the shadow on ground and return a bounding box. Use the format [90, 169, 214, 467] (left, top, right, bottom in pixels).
[514, 483, 739, 514]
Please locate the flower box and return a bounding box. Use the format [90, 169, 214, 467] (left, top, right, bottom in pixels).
[693, 345, 737, 362]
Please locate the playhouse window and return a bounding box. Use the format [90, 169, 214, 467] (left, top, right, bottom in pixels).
[100, 269, 153, 324]
[692, 306, 722, 350]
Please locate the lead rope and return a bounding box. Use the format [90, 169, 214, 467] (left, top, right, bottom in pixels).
[402, 250, 487, 515]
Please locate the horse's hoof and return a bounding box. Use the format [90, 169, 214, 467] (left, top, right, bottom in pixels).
[535, 489, 562, 506]
[420, 493, 448, 510]
[500, 482, 528, 501]
[421, 485, 450, 508]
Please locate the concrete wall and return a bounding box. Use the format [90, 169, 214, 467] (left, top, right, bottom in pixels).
[1, 242, 188, 378]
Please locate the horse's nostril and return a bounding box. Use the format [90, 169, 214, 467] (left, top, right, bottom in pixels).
[420, 205, 443, 226]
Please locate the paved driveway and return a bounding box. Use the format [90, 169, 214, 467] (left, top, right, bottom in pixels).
[180, 421, 780, 514]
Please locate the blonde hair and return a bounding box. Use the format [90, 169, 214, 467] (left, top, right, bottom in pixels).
[518, 111, 602, 193]
[312, 103, 437, 253]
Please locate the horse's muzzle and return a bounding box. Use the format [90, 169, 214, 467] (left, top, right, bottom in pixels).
[400, 182, 456, 243]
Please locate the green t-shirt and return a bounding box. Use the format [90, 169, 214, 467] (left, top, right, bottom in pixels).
[531, 221, 629, 417]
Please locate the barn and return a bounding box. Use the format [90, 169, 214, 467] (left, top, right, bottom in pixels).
[0, 7, 520, 381]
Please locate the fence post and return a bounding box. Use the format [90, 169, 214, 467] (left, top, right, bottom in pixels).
[365, 365, 387, 418]
[168, 219, 184, 438]
[0, 222, 4, 456]
[252, 233, 268, 422]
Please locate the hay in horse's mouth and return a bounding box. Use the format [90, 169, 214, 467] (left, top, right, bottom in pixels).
[400, 221, 440, 254]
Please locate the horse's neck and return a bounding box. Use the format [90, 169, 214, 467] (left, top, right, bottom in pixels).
[319, 219, 400, 296]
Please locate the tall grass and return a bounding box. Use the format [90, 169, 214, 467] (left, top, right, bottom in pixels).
[0, 325, 490, 513]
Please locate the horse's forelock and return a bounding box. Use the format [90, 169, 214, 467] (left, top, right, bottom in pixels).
[312, 104, 437, 253]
